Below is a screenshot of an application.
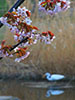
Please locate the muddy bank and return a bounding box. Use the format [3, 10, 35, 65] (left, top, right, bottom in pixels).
[0, 58, 75, 81]
[0, 58, 43, 81]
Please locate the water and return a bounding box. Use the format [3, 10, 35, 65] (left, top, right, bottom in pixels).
[0, 81, 75, 100]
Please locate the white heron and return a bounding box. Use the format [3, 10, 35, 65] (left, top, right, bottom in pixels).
[43, 72, 65, 81]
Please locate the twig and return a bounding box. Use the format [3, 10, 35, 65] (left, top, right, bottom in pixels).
[0, 37, 29, 60]
[0, 0, 26, 60]
[0, 0, 25, 28]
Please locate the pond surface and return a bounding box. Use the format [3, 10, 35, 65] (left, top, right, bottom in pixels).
[0, 81, 75, 100]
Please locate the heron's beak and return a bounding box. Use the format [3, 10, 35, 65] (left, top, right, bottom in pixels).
[42, 74, 46, 79]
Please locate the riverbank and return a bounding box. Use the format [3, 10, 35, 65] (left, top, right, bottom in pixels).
[0, 58, 43, 81]
[0, 58, 75, 81]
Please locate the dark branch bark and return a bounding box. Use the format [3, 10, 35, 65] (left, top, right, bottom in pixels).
[0, 37, 29, 60]
[0, 0, 26, 60]
[0, 0, 25, 28]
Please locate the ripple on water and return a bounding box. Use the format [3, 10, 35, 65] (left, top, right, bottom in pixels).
[0, 96, 20, 100]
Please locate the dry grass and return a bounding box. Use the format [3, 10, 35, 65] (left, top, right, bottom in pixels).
[1, 0, 75, 76]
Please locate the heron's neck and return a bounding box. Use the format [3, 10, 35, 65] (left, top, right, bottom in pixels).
[47, 74, 51, 80]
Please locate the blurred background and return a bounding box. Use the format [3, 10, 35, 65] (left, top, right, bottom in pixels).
[0, 0, 75, 77]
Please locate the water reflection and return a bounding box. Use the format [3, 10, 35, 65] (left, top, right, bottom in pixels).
[0, 96, 20, 100]
[46, 89, 64, 97]
[0, 81, 75, 100]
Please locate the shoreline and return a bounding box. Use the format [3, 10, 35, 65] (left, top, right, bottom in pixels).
[0, 58, 75, 81]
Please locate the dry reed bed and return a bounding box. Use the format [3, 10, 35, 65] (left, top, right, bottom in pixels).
[2, 0, 75, 76]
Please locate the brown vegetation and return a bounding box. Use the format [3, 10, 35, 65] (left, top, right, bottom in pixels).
[0, 0, 75, 79]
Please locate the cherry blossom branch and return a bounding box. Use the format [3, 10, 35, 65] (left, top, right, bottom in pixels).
[0, 37, 29, 60]
[0, 0, 25, 28]
[10, 37, 29, 51]
[0, 5, 55, 62]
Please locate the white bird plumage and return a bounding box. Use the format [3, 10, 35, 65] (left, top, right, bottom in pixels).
[45, 72, 65, 81]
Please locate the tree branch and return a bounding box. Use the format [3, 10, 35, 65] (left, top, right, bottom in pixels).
[0, 0, 25, 28]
